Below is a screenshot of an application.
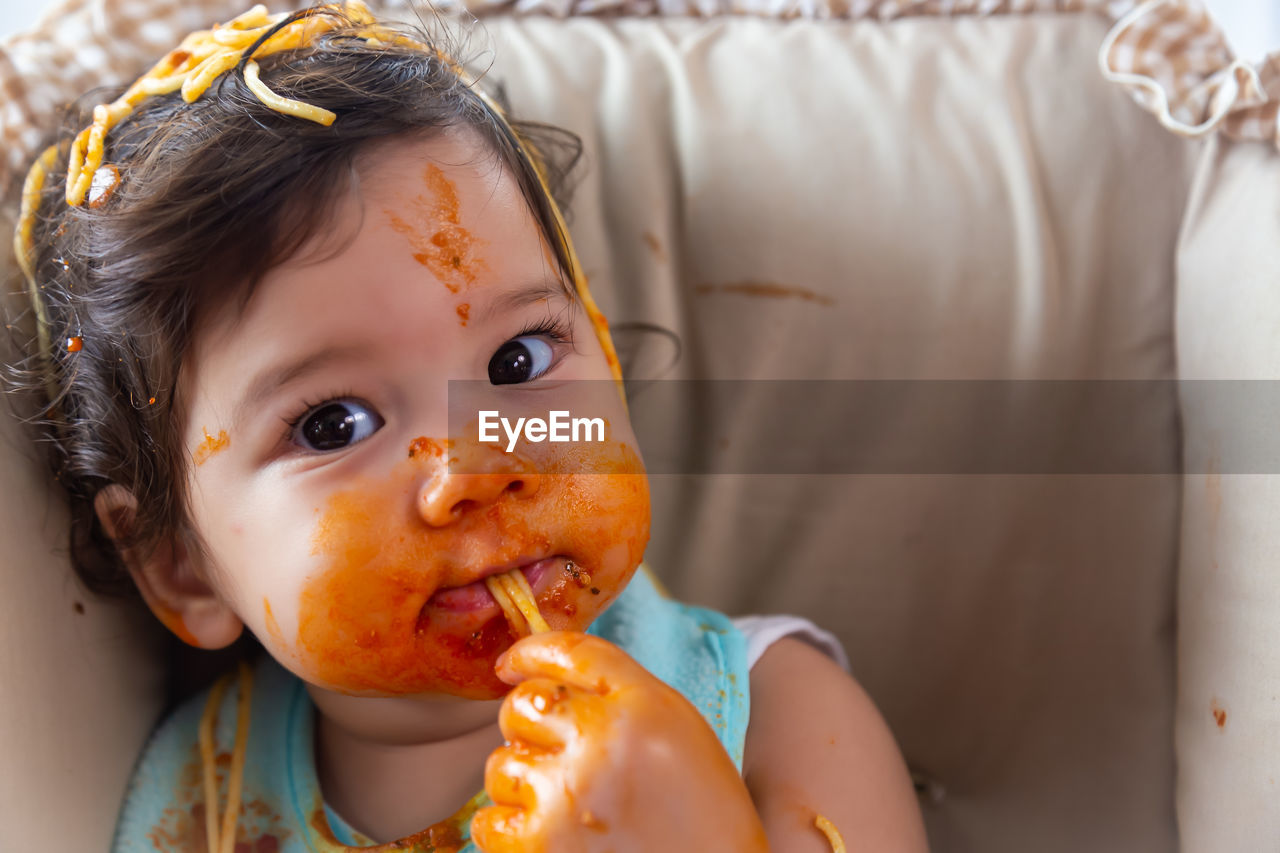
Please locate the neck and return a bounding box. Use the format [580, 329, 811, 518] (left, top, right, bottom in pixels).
[308, 686, 504, 843]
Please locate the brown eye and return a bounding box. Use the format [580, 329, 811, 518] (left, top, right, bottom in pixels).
[295, 400, 382, 451]
[488, 336, 554, 385]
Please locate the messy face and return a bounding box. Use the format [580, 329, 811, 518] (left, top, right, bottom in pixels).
[180, 132, 649, 699]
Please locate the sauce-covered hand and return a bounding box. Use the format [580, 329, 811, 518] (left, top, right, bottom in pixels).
[471, 632, 770, 853]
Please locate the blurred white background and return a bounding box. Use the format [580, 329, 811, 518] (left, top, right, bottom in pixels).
[0, 0, 1275, 59]
[1208, 0, 1279, 60]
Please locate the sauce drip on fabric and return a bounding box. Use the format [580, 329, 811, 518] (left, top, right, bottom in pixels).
[308, 789, 485, 852]
[147, 742, 290, 851]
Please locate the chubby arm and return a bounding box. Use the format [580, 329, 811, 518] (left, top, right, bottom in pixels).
[744, 637, 929, 853]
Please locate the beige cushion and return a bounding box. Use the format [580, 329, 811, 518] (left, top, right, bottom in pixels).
[0, 355, 165, 851]
[1175, 134, 1280, 850]
[478, 13, 1195, 851]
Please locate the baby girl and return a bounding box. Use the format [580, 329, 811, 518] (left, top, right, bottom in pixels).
[9, 4, 925, 850]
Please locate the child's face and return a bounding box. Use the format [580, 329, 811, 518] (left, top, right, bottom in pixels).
[177, 131, 649, 699]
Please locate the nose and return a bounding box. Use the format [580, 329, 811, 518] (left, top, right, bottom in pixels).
[417, 440, 541, 527]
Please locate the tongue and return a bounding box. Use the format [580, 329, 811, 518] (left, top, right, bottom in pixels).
[429, 578, 494, 612]
[428, 557, 559, 613]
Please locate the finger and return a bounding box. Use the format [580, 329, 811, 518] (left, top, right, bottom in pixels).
[484, 743, 545, 809]
[470, 804, 534, 853]
[498, 679, 581, 749]
[495, 631, 643, 692]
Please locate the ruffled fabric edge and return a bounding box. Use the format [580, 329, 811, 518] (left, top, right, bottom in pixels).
[411, 0, 1279, 150]
[412, 0, 1106, 23]
[0, 0, 1275, 206]
[1098, 0, 1280, 147]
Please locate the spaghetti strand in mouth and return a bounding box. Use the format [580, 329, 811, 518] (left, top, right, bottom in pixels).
[485, 569, 550, 635]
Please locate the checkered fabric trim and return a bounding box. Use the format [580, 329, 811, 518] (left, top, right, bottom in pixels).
[0, 0, 1271, 204]
[1100, 0, 1279, 144]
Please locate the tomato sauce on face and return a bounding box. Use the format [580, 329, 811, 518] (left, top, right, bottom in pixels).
[385, 165, 488, 294]
[408, 435, 444, 460]
[264, 597, 284, 647]
[194, 427, 230, 465]
[154, 605, 202, 648]
[296, 438, 649, 698]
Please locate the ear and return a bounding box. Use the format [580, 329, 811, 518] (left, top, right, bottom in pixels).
[94, 485, 243, 649]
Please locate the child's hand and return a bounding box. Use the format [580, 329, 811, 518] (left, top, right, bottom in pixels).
[471, 632, 770, 853]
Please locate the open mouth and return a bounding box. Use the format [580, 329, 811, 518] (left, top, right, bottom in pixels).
[427, 555, 562, 612]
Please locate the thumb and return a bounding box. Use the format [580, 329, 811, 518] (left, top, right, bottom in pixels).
[495, 631, 642, 692]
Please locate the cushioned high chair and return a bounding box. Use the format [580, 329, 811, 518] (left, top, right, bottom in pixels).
[2, 0, 1277, 849]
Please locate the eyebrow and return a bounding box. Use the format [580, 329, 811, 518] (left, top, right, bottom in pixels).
[474, 281, 571, 326]
[232, 343, 371, 432]
[229, 281, 570, 430]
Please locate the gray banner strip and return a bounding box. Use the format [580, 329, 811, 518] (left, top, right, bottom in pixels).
[444, 379, 1280, 474]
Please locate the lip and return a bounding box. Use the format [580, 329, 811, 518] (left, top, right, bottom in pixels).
[427, 555, 561, 612]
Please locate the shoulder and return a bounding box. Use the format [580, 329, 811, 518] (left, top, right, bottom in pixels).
[733, 614, 850, 672]
[743, 637, 929, 853]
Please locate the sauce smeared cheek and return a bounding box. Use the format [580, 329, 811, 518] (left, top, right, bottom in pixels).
[296, 441, 649, 698]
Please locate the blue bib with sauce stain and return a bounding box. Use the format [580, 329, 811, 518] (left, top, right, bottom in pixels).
[112, 569, 749, 852]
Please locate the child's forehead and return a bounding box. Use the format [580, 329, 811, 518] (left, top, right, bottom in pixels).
[245, 128, 547, 278]
[354, 128, 515, 201]
[189, 132, 569, 357]
[178, 125, 579, 399]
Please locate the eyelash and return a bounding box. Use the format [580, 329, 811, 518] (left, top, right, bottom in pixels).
[273, 318, 576, 448]
[514, 314, 574, 346]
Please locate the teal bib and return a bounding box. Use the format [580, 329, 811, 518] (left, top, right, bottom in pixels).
[113, 570, 749, 852]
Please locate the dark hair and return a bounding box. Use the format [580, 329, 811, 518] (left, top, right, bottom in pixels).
[6, 6, 582, 596]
